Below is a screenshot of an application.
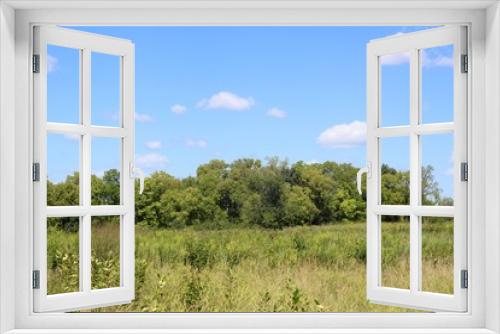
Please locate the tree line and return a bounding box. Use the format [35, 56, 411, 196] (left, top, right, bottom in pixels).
[47, 158, 450, 229]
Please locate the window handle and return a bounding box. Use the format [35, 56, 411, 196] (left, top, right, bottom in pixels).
[130, 163, 145, 194]
[356, 163, 371, 195]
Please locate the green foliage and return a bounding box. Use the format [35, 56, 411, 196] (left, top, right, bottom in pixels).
[91, 254, 120, 289]
[92, 169, 121, 205]
[381, 164, 410, 206]
[48, 158, 445, 229]
[47, 250, 79, 294]
[283, 185, 319, 226]
[47, 172, 80, 206]
[185, 239, 212, 270]
[47, 222, 79, 294]
[183, 272, 204, 312]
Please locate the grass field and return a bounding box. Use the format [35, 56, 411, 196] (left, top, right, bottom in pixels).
[47, 221, 453, 312]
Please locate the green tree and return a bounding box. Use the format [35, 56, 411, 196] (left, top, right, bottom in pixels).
[46, 159, 447, 229]
[422, 165, 450, 205]
[47, 172, 79, 206]
[91, 169, 120, 205]
[135, 171, 180, 227]
[282, 185, 319, 226]
[381, 164, 410, 205]
[159, 187, 225, 228]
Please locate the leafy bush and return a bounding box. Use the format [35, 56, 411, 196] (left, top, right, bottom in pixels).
[185, 239, 213, 270]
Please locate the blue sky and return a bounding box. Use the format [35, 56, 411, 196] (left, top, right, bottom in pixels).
[46, 26, 455, 197]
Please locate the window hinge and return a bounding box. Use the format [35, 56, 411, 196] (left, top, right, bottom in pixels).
[461, 54, 468, 73]
[32, 162, 40, 182]
[32, 270, 40, 289]
[461, 269, 468, 289]
[461, 162, 468, 182]
[32, 54, 40, 73]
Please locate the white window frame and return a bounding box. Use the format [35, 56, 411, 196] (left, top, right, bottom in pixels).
[0, 1, 499, 333]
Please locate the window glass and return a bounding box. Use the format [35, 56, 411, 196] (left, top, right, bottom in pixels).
[420, 45, 454, 124]
[91, 52, 121, 127]
[47, 133, 80, 206]
[381, 216, 410, 290]
[91, 137, 121, 206]
[47, 217, 80, 294]
[421, 217, 454, 294]
[91, 216, 121, 289]
[380, 136, 410, 205]
[421, 133, 454, 206]
[380, 52, 410, 127]
[47, 45, 80, 124]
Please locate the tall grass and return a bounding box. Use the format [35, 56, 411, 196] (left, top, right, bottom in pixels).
[47, 222, 453, 312]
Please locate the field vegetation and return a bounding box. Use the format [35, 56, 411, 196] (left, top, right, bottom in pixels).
[46, 158, 453, 312]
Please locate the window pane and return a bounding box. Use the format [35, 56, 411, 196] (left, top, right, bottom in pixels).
[47, 133, 80, 206]
[421, 133, 454, 206]
[381, 216, 410, 290]
[420, 45, 454, 124]
[91, 52, 121, 127]
[380, 136, 410, 205]
[421, 217, 454, 294]
[91, 216, 121, 289]
[91, 137, 121, 206]
[47, 217, 80, 294]
[47, 45, 80, 124]
[380, 52, 410, 127]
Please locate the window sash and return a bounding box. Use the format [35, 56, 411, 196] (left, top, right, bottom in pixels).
[365, 25, 468, 312]
[32, 25, 136, 313]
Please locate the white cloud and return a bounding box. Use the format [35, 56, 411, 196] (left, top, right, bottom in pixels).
[432, 56, 454, 67]
[267, 107, 287, 119]
[381, 49, 453, 68]
[380, 52, 410, 66]
[197, 91, 254, 111]
[136, 153, 168, 168]
[47, 54, 58, 73]
[317, 121, 366, 148]
[146, 141, 162, 149]
[63, 133, 80, 141]
[421, 49, 453, 68]
[171, 104, 187, 114]
[135, 112, 153, 123]
[186, 138, 208, 148]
